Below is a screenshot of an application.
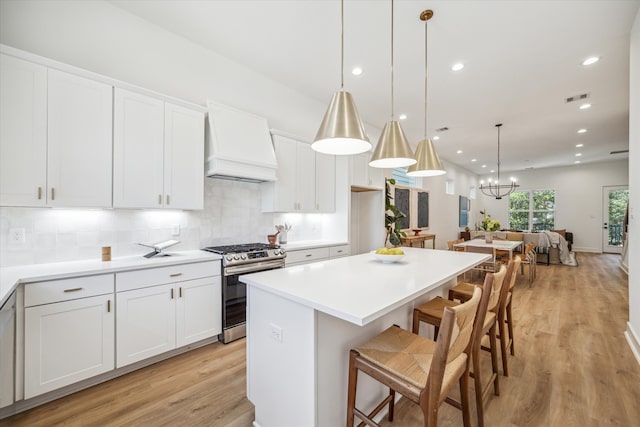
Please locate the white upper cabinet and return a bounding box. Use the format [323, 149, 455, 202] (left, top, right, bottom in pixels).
[47, 69, 113, 207]
[163, 103, 204, 210]
[113, 89, 165, 208]
[315, 152, 336, 212]
[0, 54, 47, 207]
[113, 89, 204, 210]
[262, 132, 335, 213]
[351, 152, 384, 189]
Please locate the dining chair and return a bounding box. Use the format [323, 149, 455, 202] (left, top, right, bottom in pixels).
[412, 264, 510, 427]
[502, 257, 522, 369]
[447, 239, 465, 251]
[346, 287, 483, 427]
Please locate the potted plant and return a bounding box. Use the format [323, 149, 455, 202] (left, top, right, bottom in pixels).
[384, 178, 407, 246]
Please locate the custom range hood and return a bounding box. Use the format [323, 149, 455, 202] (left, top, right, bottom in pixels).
[206, 100, 278, 182]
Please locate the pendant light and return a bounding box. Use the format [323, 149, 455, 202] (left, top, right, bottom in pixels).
[479, 124, 520, 199]
[369, 0, 416, 168]
[407, 10, 446, 177]
[312, 0, 371, 155]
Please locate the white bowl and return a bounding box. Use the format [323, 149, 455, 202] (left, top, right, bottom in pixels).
[372, 252, 406, 263]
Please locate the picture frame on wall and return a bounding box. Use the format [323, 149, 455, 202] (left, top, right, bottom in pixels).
[459, 195, 469, 227]
[394, 185, 429, 230]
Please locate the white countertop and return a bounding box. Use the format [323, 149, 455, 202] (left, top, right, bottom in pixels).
[240, 247, 489, 326]
[0, 250, 222, 307]
[279, 240, 349, 251]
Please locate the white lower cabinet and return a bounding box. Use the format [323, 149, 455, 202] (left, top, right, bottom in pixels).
[285, 244, 350, 266]
[24, 275, 115, 399]
[116, 265, 221, 368]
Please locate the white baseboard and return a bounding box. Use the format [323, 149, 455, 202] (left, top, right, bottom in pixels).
[572, 247, 601, 253]
[620, 260, 629, 274]
[625, 322, 640, 366]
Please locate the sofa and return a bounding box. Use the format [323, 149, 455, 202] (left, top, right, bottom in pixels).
[463, 230, 573, 265]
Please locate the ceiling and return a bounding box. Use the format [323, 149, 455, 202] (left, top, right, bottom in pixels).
[110, 0, 638, 176]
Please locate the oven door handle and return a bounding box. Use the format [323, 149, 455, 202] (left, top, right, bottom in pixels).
[225, 260, 285, 275]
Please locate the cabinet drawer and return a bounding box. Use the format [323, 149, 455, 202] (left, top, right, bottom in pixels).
[330, 245, 350, 258]
[116, 261, 220, 292]
[286, 247, 330, 265]
[25, 274, 114, 307]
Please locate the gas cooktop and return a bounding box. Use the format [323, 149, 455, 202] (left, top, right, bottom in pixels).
[201, 243, 286, 267]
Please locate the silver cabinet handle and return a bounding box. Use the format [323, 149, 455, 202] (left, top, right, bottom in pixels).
[51, 187, 55, 200]
[38, 187, 42, 200]
[166, 195, 170, 205]
[179, 287, 182, 298]
[305, 254, 312, 258]
[63, 287, 83, 293]
[107, 300, 111, 313]
[158, 194, 162, 205]
[170, 288, 174, 299]
[170, 273, 182, 277]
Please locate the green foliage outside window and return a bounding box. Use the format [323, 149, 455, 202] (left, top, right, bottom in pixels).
[509, 189, 555, 231]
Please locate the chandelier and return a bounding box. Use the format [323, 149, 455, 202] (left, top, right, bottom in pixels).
[479, 123, 519, 199]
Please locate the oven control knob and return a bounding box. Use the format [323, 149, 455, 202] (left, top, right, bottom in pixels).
[273, 249, 280, 255]
[234, 255, 240, 260]
[226, 255, 233, 262]
[279, 248, 286, 255]
[241, 254, 247, 260]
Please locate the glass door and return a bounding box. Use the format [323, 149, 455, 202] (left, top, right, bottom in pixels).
[603, 186, 629, 254]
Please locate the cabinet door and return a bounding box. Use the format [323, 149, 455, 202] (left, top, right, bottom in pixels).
[164, 103, 205, 210]
[113, 89, 164, 208]
[315, 152, 335, 212]
[271, 135, 297, 211]
[47, 69, 113, 207]
[351, 152, 383, 189]
[24, 294, 114, 398]
[176, 277, 221, 347]
[116, 284, 176, 368]
[296, 142, 316, 211]
[0, 54, 47, 207]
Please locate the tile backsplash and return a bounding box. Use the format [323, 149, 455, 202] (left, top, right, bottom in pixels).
[0, 179, 323, 267]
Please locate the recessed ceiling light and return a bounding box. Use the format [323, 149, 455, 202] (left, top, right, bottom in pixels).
[579, 103, 592, 110]
[433, 136, 440, 140]
[577, 128, 587, 134]
[399, 114, 407, 120]
[575, 160, 581, 164]
[576, 143, 584, 148]
[456, 150, 463, 154]
[351, 67, 363, 76]
[471, 159, 477, 162]
[582, 56, 599, 66]
[481, 164, 487, 168]
[575, 153, 582, 157]
[490, 170, 495, 173]
[451, 62, 464, 71]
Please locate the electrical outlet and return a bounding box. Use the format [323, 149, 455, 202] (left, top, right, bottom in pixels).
[171, 224, 180, 236]
[270, 323, 283, 342]
[9, 228, 26, 244]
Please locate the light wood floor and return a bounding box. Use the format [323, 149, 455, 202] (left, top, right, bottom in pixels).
[3, 253, 639, 427]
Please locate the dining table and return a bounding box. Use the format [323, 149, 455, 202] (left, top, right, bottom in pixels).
[453, 238, 523, 260]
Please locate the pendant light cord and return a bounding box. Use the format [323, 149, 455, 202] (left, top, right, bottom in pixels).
[424, 15, 428, 141]
[496, 124, 502, 184]
[340, 0, 344, 89]
[390, 0, 395, 119]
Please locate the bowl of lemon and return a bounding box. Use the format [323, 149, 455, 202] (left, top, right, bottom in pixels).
[372, 247, 405, 263]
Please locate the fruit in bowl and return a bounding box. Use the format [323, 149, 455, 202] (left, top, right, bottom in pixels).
[372, 247, 405, 262]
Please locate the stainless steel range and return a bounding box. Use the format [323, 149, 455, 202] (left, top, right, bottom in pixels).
[202, 243, 286, 343]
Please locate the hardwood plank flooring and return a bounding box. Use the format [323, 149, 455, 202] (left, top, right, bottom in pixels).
[3, 253, 639, 427]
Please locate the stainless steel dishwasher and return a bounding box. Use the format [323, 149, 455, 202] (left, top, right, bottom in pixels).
[0, 291, 16, 409]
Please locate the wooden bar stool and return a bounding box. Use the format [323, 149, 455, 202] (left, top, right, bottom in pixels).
[346, 287, 482, 427]
[504, 257, 522, 359]
[412, 263, 512, 427]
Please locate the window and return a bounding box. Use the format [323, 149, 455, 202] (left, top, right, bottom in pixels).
[392, 168, 421, 188]
[509, 189, 555, 232]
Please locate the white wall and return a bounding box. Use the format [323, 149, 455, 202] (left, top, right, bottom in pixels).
[480, 159, 629, 253]
[626, 7, 640, 363]
[0, 0, 355, 266]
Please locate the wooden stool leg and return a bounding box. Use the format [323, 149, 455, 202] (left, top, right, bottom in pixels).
[346, 350, 358, 427]
[489, 325, 500, 396]
[388, 389, 395, 421]
[498, 314, 509, 377]
[412, 309, 421, 334]
[459, 371, 472, 427]
[472, 347, 484, 427]
[507, 301, 515, 356]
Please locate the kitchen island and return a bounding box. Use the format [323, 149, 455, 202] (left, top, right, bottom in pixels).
[240, 247, 489, 427]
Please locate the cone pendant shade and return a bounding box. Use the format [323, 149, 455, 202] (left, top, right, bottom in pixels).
[312, 90, 371, 155]
[407, 139, 446, 176]
[369, 120, 417, 168]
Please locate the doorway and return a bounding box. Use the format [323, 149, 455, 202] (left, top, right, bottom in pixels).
[603, 186, 628, 254]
